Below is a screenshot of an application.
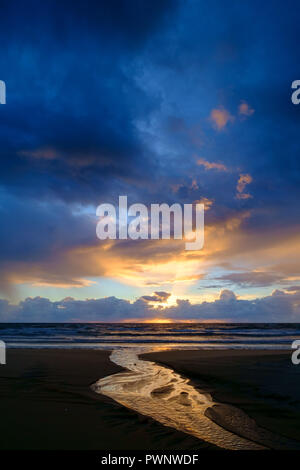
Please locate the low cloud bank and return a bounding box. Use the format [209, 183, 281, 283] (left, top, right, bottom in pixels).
[0, 288, 299, 322]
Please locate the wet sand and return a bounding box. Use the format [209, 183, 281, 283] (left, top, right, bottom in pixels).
[1, 348, 300, 450]
[0, 348, 214, 450]
[142, 349, 300, 447]
[92, 349, 266, 449]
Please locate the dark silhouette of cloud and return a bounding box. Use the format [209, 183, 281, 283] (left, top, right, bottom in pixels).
[140, 291, 171, 302]
[1, 288, 300, 322]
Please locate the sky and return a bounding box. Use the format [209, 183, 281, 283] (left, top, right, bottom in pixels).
[0, 0, 300, 322]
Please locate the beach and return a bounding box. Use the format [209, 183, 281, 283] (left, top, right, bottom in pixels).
[0, 348, 212, 450]
[0, 348, 300, 450]
[142, 349, 300, 446]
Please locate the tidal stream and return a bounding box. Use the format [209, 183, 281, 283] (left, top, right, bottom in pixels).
[92, 349, 267, 450]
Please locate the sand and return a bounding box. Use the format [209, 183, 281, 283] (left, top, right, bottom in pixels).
[0, 348, 212, 450]
[1, 348, 300, 450]
[142, 349, 300, 447]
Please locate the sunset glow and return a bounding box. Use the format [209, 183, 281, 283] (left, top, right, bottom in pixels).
[0, 1, 299, 324]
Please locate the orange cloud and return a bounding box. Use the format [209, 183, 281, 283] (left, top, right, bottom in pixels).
[31, 279, 96, 288]
[0, 208, 251, 297]
[236, 192, 252, 200]
[209, 107, 234, 130]
[236, 173, 253, 199]
[3, 199, 300, 314]
[197, 157, 228, 172]
[238, 101, 254, 117]
[194, 197, 214, 211]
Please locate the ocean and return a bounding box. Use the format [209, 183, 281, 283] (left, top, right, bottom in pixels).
[0, 322, 299, 349]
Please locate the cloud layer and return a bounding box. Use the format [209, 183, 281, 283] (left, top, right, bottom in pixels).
[1, 287, 300, 323]
[0, 1, 300, 321]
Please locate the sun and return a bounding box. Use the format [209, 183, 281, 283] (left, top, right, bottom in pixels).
[121, 317, 173, 323]
[145, 318, 172, 324]
[150, 294, 178, 309]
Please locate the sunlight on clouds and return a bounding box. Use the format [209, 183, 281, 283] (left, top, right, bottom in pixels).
[238, 101, 254, 117]
[236, 174, 253, 199]
[197, 157, 228, 172]
[209, 107, 234, 130]
[119, 258, 204, 288]
[31, 279, 97, 288]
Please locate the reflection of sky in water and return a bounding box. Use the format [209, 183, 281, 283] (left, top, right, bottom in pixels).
[92, 349, 278, 449]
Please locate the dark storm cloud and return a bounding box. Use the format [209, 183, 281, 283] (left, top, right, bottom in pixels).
[1, 0, 299, 211]
[1, 0, 299, 204]
[1, 0, 176, 48]
[0, 192, 95, 264]
[0, 0, 300, 306]
[0, 0, 177, 203]
[0, 190, 98, 295]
